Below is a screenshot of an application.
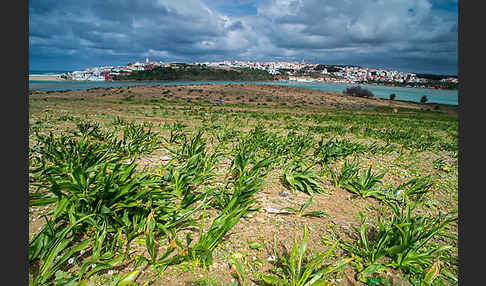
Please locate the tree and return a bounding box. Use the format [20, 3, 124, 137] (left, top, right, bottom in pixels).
[344, 86, 374, 98]
[389, 93, 396, 100]
[420, 95, 428, 103]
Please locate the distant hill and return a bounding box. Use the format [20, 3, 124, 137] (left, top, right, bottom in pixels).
[113, 66, 276, 81]
[414, 73, 458, 81]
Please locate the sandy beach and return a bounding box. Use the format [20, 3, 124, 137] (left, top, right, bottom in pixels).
[29, 75, 64, 81]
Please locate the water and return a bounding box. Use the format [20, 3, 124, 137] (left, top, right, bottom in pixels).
[28, 79, 458, 106]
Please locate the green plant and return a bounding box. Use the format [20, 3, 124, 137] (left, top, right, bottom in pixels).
[328, 158, 360, 188]
[164, 121, 187, 144]
[91, 270, 141, 286]
[341, 214, 391, 279]
[219, 146, 272, 214]
[382, 200, 457, 275]
[283, 131, 315, 159]
[228, 254, 249, 286]
[75, 120, 110, 141]
[29, 133, 209, 283]
[343, 166, 385, 199]
[158, 149, 220, 204]
[258, 225, 352, 285]
[175, 147, 271, 269]
[314, 138, 368, 164]
[342, 201, 457, 284]
[31, 132, 118, 182]
[29, 215, 95, 286]
[381, 177, 433, 204]
[111, 115, 127, 126]
[111, 121, 161, 155]
[189, 206, 249, 268]
[171, 130, 207, 160]
[281, 197, 327, 218]
[282, 159, 324, 196]
[433, 158, 451, 173]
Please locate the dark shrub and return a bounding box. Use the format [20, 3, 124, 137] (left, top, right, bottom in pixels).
[389, 93, 396, 100]
[420, 95, 428, 103]
[344, 86, 374, 98]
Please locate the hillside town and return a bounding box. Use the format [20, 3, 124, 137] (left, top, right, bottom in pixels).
[59, 58, 458, 88]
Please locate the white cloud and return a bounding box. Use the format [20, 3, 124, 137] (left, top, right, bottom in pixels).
[142, 49, 171, 58]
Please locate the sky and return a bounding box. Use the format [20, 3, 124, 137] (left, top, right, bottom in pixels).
[29, 0, 458, 75]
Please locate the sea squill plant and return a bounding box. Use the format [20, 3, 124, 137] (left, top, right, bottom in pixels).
[258, 225, 353, 286]
[282, 159, 324, 196]
[342, 201, 457, 283]
[343, 166, 385, 199]
[328, 158, 360, 188]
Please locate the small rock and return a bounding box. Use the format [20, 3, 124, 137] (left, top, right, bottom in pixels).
[395, 189, 405, 196]
[264, 207, 281, 214]
[161, 155, 172, 161]
[279, 189, 290, 197]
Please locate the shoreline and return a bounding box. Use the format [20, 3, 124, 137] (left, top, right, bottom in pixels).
[27, 77, 459, 92]
[114, 79, 458, 91]
[29, 75, 64, 81]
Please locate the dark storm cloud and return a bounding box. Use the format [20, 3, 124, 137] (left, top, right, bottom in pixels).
[29, 0, 457, 74]
[29, 0, 254, 69]
[250, 0, 457, 74]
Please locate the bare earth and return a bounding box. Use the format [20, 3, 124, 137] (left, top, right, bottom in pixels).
[29, 75, 63, 81]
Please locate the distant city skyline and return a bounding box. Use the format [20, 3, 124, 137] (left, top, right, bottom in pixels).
[29, 0, 458, 75]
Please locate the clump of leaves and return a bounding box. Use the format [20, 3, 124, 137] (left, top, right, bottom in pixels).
[281, 196, 327, 218]
[164, 121, 187, 144]
[258, 225, 352, 285]
[343, 166, 385, 199]
[433, 158, 451, 173]
[381, 176, 433, 204]
[328, 158, 360, 188]
[342, 200, 457, 284]
[178, 147, 271, 268]
[30, 132, 118, 183]
[75, 120, 110, 141]
[111, 121, 161, 155]
[282, 159, 324, 196]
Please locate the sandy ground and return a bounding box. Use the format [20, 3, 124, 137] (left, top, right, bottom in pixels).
[29, 75, 64, 81]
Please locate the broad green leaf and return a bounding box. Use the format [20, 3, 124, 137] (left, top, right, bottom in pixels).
[116, 270, 140, 286]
